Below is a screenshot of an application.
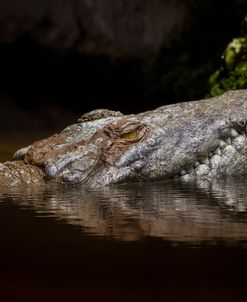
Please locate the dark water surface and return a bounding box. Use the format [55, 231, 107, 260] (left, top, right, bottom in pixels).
[1, 179, 247, 302]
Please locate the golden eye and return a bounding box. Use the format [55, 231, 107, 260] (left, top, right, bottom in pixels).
[121, 131, 138, 140]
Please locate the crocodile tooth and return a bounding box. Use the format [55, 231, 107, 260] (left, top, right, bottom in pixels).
[194, 161, 200, 167]
[208, 152, 214, 158]
[219, 139, 228, 149]
[214, 147, 222, 156]
[202, 158, 210, 165]
[225, 137, 231, 144]
[188, 168, 194, 174]
[180, 169, 187, 176]
[180, 174, 195, 181]
[230, 128, 239, 138]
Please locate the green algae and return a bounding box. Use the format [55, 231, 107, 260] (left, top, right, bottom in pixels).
[208, 34, 247, 97]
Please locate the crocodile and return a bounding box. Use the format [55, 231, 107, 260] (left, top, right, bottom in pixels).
[1, 89, 247, 187]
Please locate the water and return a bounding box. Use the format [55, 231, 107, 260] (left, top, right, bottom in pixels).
[0, 179, 247, 301]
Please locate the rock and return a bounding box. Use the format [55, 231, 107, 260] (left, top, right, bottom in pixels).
[0, 0, 195, 58]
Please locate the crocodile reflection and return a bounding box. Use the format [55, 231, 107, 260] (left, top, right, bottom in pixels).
[1, 179, 247, 243]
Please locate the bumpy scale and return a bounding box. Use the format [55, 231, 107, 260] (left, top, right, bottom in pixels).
[2, 91, 247, 187]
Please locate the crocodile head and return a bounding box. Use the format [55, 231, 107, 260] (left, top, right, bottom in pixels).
[4, 90, 247, 186]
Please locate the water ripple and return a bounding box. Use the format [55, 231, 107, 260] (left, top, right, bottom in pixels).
[1, 178, 247, 244]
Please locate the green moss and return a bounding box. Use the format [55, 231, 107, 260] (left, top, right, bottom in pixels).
[209, 61, 247, 96]
[208, 69, 221, 87]
[208, 33, 247, 97]
[224, 37, 247, 69]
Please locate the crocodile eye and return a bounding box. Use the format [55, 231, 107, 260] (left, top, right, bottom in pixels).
[104, 119, 148, 143]
[121, 131, 138, 140]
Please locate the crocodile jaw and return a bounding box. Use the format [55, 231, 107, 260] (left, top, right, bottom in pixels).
[4, 90, 247, 187]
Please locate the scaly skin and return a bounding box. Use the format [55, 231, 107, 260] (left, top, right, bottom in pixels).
[2, 90, 247, 187]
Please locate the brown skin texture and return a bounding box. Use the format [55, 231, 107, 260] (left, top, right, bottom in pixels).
[23, 131, 70, 166]
[25, 119, 146, 166]
[3, 89, 247, 187]
[100, 120, 148, 166]
[0, 119, 147, 185]
[0, 161, 45, 185]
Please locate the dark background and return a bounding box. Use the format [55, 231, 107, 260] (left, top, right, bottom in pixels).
[1, 0, 247, 132]
[1, 4, 247, 301]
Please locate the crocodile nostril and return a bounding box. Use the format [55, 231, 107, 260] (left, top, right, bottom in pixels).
[45, 163, 58, 178]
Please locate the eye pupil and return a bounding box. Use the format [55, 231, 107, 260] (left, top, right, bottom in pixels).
[122, 131, 138, 140]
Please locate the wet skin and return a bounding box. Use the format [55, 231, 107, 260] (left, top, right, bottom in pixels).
[2, 90, 247, 187]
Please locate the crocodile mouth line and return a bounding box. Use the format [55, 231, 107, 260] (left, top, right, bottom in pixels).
[179, 127, 246, 181]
